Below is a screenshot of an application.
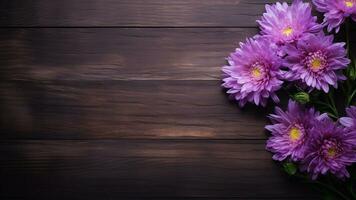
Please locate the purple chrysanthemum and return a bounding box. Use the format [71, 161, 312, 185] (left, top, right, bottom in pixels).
[283, 32, 350, 92]
[340, 106, 356, 131]
[222, 37, 283, 107]
[301, 118, 356, 179]
[266, 100, 328, 161]
[313, 0, 356, 33]
[257, 0, 322, 45]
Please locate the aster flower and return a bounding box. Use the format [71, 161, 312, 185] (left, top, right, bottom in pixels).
[301, 118, 356, 179]
[340, 106, 356, 131]
[266, 100, 328, 161]
[283, 32, 350, 92]
[222, 36, 283, 107]
[313, 0, 356, 33]
[257, 0, 322, 45]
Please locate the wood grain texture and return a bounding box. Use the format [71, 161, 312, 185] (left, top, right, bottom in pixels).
[1, 0, 344, 199]
[0, 28, 257, 81]
[0, 140, 316, 199]
[0, 0, 292, 27]
[0, 80, 271, 139]
[1, 28, 354, 82]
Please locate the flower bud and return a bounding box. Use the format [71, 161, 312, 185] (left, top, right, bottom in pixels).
[293, 92, 310, 104]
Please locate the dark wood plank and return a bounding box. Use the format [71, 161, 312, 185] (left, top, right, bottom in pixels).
[0, 140, 317, 199]
[2, 28, 353, 82]
[0, 28, 257, 81]
[0, 0, 292, 27]
[0, 80, 270, 139]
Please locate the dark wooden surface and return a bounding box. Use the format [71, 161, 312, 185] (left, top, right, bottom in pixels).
[0, 0, 288, 27]
[0, 0, 321, 199]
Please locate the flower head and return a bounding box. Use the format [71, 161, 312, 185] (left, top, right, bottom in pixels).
[301, 118, 356, 179]
[266, 100, 328, 161]
[283, 32, 350, 92]
[222, 36, 283, 107]
[313, 0, 356, 32]
[340, 106, 356, 131]
[257, 0, 322, 44]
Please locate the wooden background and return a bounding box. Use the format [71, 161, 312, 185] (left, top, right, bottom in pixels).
[0, 0, 326, 199]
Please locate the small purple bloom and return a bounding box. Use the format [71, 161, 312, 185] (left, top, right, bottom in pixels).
[222, 36, 283, 107]
[266, 100, 328, 161]
[283, 32, 350, 92]
[257, 0, 322, 45]
[301, 118, 356, 180]
[313, 0, 356, 33]
[340, 106, 356, 131]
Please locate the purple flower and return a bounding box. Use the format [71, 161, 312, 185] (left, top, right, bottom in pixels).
[301, 118, 356, 180]
[340, 106, 356, 131]
[283, 32, 350, 93]
[266, 100, 328, 161]
[222, 36, 283, 107]
[257, 0, 322, 45]
[313, 0, 356, 33]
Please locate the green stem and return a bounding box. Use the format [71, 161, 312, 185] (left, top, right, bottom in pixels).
[329, 91, 338, 116]
[315, 101, 333, 109]
[313, 100, 338, 119]
[348, 181, 356, 200]
[295, 85, 304, 92]
[293, 174, 351, 200]
[348, 88, 356, 106]
[327, 112, 339, 119]
[345, 18, 356, 106]
[313, 180, 351, 200]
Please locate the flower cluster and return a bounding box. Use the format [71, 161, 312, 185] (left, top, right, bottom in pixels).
[221, 0, 356, 184]
[267, 101, 356, 179]
[222, 0, 350, 107]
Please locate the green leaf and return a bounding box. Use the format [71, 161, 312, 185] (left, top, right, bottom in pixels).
[327, 112, 338, 119]
[283, 162, 297, 175]
[349, 64, 356, 80]
[350, 56, 356, 80]
[347, 88, 356, 106]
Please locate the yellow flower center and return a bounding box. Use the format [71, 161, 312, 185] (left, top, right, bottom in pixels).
[327, 147, 337, 158]
[282, 27, 293, 36]
[251, 68, 262, 78]
[310, 58, 322, 70]
[289, 127, 301, 142]
[306, 51, 327, 72]
[345, 1, 354, 7]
